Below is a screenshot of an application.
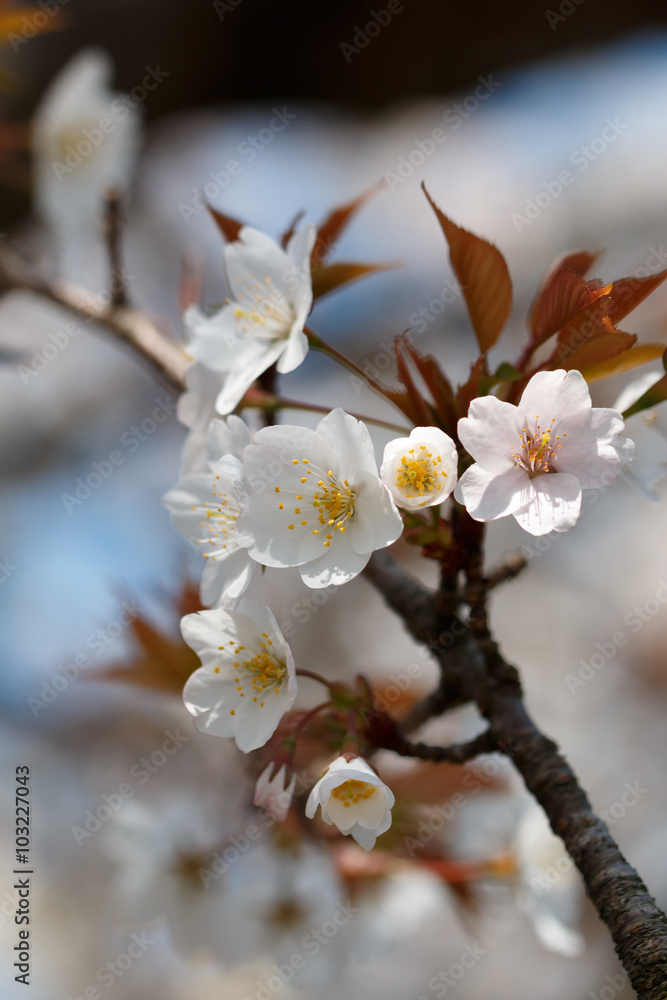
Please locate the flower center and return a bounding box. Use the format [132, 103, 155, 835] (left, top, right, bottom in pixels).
[395, 445, 445, 498]
[330, 779, 377, 808]
[197, 476, 239, 560]
[223, 635, 286, 710]
[233, 275, 293, 339]
[511, 416, 565, 476]
[277, 460, 356, 550]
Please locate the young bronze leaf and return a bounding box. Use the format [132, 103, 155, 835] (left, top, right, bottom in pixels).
[394, 336, 437, 427]
[422, 184, 512, 353]
[529, 268, 610, 344]
[558, 327, 637, 371]
[312, 184, 381, 270]
[400, 337, 458, 433]
[579, 343, 666, 383]
[553, 249, 601, 279]
[455, 356, 490, 418]
[311, 260, 398, 300]
[206, 205, 244, 243]
[607, 268, 667, 325]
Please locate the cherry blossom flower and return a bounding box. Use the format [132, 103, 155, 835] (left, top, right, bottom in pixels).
[454, 369, 634, 536]
[254, 763, 297, 822]
[181, 600, 297, 752]
[306, 755, 395, 851]
[614, 370, 667, 502]
[163, 415, 254, 605]
[186, 224, 316, 414]
[235, 408, 404, 588]
[32, 48, 140, 272]
[380, 426, 458, 510]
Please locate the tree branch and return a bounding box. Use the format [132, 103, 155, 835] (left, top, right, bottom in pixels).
[0, 246, 189, 393]
[365, 539, 667, 997]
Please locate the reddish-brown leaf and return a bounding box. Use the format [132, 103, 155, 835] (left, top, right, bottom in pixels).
[206, 205, 244, 243]
[423, 184, 512, 353]
[311, 260, 398, 300]
[606, 268, 667, 325]
[530, 268, 611, 344]
[553, 249, 601, 278]
[455, 356, 489, 417]
[579, 343, 666, 382]
[90, 583, 202, 695]
[399, 337, 458, 433]
[393, 337, 436, 427]
[312, 184, 381, 270]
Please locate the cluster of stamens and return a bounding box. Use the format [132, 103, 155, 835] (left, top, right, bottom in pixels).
[232, 272, 293, 340]
[193, 475, 238, 562]
[275, 459, 356, 549]
[215, 634, 285, 715]
[395, 445, 445, 500]
[330, 779, 377, 808]
[510, 415, 565, 476]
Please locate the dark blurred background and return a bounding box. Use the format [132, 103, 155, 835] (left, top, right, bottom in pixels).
[0, 0, 665, 225]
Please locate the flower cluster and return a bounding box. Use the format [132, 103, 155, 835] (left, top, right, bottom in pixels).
[162, 214, 638, 854]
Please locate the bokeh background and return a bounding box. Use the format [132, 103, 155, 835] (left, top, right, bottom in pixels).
[1, 1, 667, 998]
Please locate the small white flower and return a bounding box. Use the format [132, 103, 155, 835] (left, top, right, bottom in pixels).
[163, 415, 255, 606]
[254, 763, 296, 823]
[32, 48, 140, 262]
[454, 369, 634, 536]
[181, 600, 297, 753]
[186, 224, 316, 415]
[305, 755, 395, 851]
[235, 408, 404, 588]
[380, 426, 458, 510]
[614, 370, 667, 503]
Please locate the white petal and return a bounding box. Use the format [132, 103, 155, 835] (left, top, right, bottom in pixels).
[316, 408, 379, 477]
[185, 304, 244, 373]
[214, 339, 287, 415]
[454, 464, 529, 521]
[614, 370, 663, 413]
[224, 226, 292, 300]
[512, 473, 582, 535]
[286, 223, 316, 320]
[276, 327, 309, 373]
[518, 369, 591, 426]
[350, 825, 378, 851]
[348, 471, 403, 555]
[200, 548, 254, 606]
[206, 416, 252, 465]
[457, 396, 520, 472]
[299, 544, 370, 588]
